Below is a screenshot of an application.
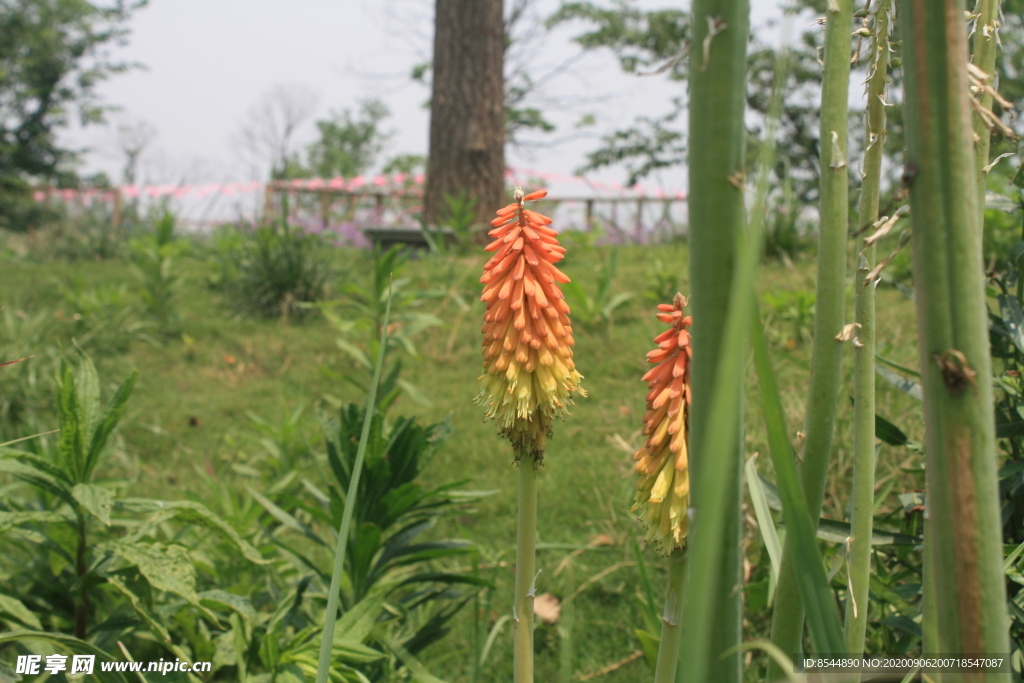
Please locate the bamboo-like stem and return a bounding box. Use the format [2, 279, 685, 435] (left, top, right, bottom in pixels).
[680, 0, 749, 681]
[768, 0, 852, 675]
[513, 459, 538, 683]
[900, 1, 1010, 678]
[652, 552, 686, 683]
[971, 0, 1003, 224]
[844, 0, 891, 657]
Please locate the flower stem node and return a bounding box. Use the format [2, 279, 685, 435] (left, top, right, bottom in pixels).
[476, 188, 585, 465]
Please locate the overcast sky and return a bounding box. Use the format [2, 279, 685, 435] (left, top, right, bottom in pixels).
[65, 0, 783, 206]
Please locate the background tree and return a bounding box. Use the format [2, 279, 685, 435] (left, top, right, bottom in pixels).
[304, 99, 392, 179]
[115, 118, 157, 186]
[235, 83, 318, 181]
[0, 0, 145, 230]
[423, 0, 506, 227]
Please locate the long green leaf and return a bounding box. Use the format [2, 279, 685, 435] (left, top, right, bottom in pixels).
[751, 310, 846, 655]
[746, 456, 782, 583]
[315, 277, 394, 683]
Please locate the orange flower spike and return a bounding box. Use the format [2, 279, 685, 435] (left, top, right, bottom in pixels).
[632, 293, 692, 554]
[476, 188, 585, 464]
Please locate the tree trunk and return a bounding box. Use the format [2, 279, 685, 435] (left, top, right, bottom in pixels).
[425, 0, 506, 228]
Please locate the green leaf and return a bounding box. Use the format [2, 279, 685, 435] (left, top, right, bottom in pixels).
[72, 483, 114, 526]
[335, 589, 388, 644]
[1004, 540, 1024, 573]
[74, 354, 101, 434]
[0, 593, 42, 629]
[84, 371, 137, 481]
[813, 518, 920, 546]
[750, 309, 847, 655]
[998, 294, 1024, 354]
[103, 541, 200, 604]
[198, 589, 258, 626]
[875, 413, 909, 447]
[635, 628, 660, 669]
[249, 486, 328, 547]
[104, 572, 183, 655]
[316, 278, 395, 682]
[117, 498, 268, 564]
[0, 510, 72, 534]
[57, 362, 85, 482]
[0, 458, 74, 505]
[746, 456, 782, 582]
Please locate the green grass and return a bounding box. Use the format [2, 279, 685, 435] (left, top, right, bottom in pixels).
[0, 240, 924, 681]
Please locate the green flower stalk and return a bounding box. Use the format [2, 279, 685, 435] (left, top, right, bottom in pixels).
[633, 294, 692, 683]
[768, 0, 852, 675]
[900, 0, 1010, 673]
[845, 0, 891, 656]
[477, 188, 585, 683]
[682, 0, 750, 680]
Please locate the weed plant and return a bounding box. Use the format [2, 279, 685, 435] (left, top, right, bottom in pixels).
[231, 221, 332, 320]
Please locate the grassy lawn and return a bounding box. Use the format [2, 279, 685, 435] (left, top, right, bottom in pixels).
[0, 238, 924, 681]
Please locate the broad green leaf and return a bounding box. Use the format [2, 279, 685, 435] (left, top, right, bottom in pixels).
[998, 294, 1024, 355]
[0, 593, 42, 629]
[103, 541, 200, 604]
[0, 459, 74, 505]
[117, 498, 267, 564]
[335, 589, 388, 644]
[105, 572, 187, 659]
[0, 510, 72, 534]
[72, 483, 114, 526]
[875, 413, 909, 447]
[198, 589, 257, 626]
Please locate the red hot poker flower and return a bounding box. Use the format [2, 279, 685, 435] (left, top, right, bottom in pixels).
[477, 188, 585, 463]
[633, 293, 692, 553]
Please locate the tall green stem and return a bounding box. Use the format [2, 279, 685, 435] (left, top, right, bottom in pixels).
[315, 284, 393, 683]
[681, 0, 749, 681]
[768, 0, 852, 675]
[513, 460, 537, 683]
[652, 552, 686, 683]
[971, 0, 1003, 223]
[900, 1, 1010, 678]
[844, 0, 890, 656]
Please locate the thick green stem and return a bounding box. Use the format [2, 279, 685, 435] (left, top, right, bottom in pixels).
[971, 0, 1003, 224]
[652, 552, 686, 683]
[844, 0, 890, 656]
[768, 1, 852, 676]
[513, 460, 538, 683]
[900, 1, 1010, 678]
[681, 0, 749, 681]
